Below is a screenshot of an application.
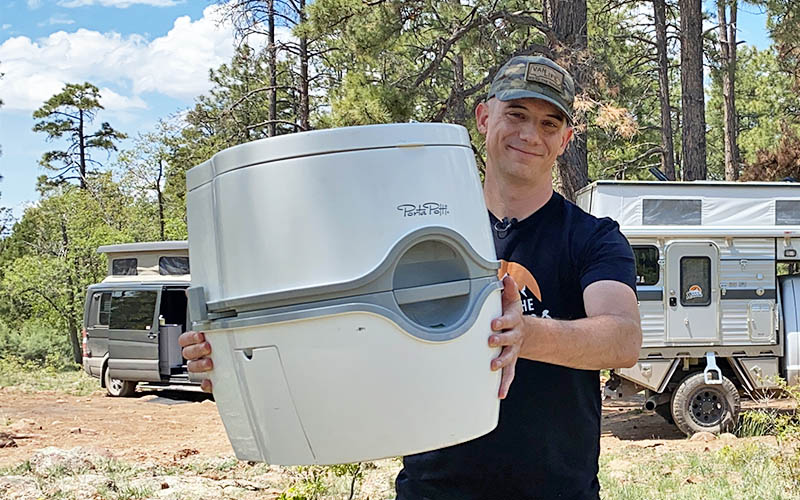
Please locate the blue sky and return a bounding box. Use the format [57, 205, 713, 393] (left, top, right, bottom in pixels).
[0, 1, 775, 220]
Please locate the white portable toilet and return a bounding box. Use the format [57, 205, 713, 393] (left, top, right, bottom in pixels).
[185, 123, 502, 465]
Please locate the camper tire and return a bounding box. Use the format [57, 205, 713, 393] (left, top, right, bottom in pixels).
[671, 372, 740, 436]
[655, 402, 675, 425]
[103, 365, 136, 397]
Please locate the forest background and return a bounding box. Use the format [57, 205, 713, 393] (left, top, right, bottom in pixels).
[1, 0, 800, 365]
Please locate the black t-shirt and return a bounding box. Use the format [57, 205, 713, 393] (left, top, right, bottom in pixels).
[396, 192, 636, 500]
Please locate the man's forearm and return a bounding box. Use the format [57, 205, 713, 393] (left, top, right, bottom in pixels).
[519, 314, 641, 370]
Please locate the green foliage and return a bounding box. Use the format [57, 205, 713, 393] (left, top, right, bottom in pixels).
[0, 318, 73, 369]
[0, 180, 158, 362]
[585, 0, 672, 181]
[306, 0, 551, 132]
[277, 463, 365, 500]
[707, 45, 800, 179]
[116, 120, 189, 241]
[187, 44, 298, 146]
[734, 377, 800, 440]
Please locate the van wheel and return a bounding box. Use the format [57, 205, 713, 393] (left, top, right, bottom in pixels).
[671, 372, 740, 436]
[103, 366, 136, 397]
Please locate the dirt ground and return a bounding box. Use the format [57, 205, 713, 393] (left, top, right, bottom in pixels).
[0, 386, 788, 468]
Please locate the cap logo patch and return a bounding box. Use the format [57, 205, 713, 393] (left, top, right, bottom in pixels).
[525, 63, 564, 92]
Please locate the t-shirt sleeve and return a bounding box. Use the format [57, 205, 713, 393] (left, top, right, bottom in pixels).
[578, 217, 637, 293]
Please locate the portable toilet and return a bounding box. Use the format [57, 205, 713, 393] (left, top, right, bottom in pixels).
[185, 123, 502, 465]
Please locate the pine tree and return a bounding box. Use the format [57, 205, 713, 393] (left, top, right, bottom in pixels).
[32, 83, 126, 190]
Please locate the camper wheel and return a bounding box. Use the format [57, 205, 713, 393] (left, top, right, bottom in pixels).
[654, 402, 674, 425]
[671, 372, 740, 436]
[103, 365, 137, 397]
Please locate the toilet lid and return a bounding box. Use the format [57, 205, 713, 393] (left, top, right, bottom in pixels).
[186, 123, 471, 191]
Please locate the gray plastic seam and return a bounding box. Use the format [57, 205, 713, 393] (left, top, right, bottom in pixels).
[196, 277, 501, 343]
[206, 226, 499, 314]
[394, 280, 470, 305]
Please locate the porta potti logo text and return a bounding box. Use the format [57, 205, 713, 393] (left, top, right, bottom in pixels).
[397, 202, 450, 217]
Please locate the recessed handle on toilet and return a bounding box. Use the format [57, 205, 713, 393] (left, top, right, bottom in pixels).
[394, 280, 471, 305]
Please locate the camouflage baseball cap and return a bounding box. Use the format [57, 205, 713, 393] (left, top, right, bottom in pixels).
[487, 55, 575, 124]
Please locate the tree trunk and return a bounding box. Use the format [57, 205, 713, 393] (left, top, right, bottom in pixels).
[547, 0, 589, 201]
[452, 53, 467, 126]
[156, 159, 165, 241]
[268, 0, 277, 137]
[679, 0, 707, 180]
[299, 0, 310, 131]
[61, 219, 81, 364]
[718, 0, 740, 181]
[78, 110, 87, 189]
[654, 0, 677, 180]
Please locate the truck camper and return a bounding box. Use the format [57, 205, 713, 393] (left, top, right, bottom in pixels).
[81, 241, 199, 396]
[578, 181, 800, 435]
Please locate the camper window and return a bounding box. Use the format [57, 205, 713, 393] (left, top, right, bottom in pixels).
[642, 199, 701, 225]
[159, 256, 190, 275]
[109, 290, 157, 330]
[680, 257, 711, 306]
[112, 258, 138, 276]
[777, 200, 800, 225]
[632, 246, 659, 285]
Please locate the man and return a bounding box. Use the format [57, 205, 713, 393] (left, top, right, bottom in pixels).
[180, 55, 642, 500]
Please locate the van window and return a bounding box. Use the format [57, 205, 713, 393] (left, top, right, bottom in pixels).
[680, 257, 711, 306]
[777, 200, 800, 225]
[632, 246, 659, 285]
[643, 199, 702, 225]
[98, 292, 111, 326]
[159, 256, 190, 275]
[88, 292, 111, 328]
[112, 258, 138, 276]
[110, 290, 157, 330]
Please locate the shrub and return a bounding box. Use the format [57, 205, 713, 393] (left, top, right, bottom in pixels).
[0, 318, 75, 370]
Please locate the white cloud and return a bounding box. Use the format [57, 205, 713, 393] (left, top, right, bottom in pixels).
[38, 16, 77, 27]
[99, 87, 147, 110]
[27, 0, 42, 9]
[58, 0, 182, 7]
[2, 24, 11, 30]
[0, 5, 284, 112]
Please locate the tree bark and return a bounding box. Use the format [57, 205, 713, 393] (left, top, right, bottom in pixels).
[718, 0, 740, 181]
[452, 53, 467, 126]
[156, 159, 165, 241]
[61, 219, 81, 364]
[679, 0, 707, 180]
[546, 0, 589, 201]
[654, 0, 677, 180]
[78, 110, 87, 189]
[268, 0, 277, 137]
[299, 0, 310, 131]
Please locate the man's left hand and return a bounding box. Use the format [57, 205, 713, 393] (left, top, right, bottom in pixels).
[489, 275, 525, 399]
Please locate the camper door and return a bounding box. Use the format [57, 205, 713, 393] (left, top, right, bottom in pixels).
[107, 286, 162, 382]
[665, 241, 721, 343]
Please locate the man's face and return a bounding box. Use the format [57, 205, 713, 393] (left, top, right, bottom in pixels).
[476, 97, 573, 182]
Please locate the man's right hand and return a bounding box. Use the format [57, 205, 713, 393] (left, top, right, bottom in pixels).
[178, 331, 213, 393]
